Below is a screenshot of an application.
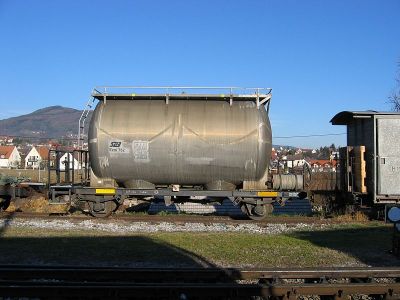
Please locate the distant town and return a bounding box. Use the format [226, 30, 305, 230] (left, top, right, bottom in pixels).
[0, 135, 339, 173]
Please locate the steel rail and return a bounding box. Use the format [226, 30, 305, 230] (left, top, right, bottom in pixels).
[1, 282, 399, 299]
[1, 266, 400, 299]
[0, 285, 264, 299]
[2, 266, 400, 280]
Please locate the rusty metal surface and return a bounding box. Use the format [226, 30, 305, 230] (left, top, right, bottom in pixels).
[307, 172, 337, 191]
[89, 99, 271, 188]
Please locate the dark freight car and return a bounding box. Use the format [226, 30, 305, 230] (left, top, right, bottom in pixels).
[331, 111, 400, 206]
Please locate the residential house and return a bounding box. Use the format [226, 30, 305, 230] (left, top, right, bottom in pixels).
[59, 152, 81, 170]
[295, 148, 303, 155]
[330, 151, 340, 160]
[271, 149, 278, 160]
[25, 146, 50, 169]
[0, 146, 21, 168]
[284, 155, 307, 168]
[0, 136, 14, 146]
[17, 146, 30, 168]
[309, 159, 338, 172]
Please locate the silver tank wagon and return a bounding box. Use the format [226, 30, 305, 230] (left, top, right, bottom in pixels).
[88, 87, 272, 190]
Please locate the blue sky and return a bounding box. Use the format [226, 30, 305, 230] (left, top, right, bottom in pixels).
[0, 0, 399, 148]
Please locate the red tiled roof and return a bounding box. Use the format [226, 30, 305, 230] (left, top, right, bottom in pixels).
[309, 159, 338, 167]
[36, 147, 50, 159]
[0, 146, 16, 159]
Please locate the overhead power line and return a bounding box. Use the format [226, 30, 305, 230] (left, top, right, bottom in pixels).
[273, 133, 346, 139]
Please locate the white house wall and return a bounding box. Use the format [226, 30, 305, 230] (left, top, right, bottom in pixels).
[25, 147, 41, 169]
[0, 159, 9, 168]
[59, 153, 81, 170]
[0, 147, 21, 168]
[9, 147, 21, 168]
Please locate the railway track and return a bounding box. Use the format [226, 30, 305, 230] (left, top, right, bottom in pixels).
[0, 266, 399, 299]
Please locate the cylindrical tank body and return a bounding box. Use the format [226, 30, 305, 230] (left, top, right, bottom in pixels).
[88, 99, 272, 188]
[272, 174, 304, 191]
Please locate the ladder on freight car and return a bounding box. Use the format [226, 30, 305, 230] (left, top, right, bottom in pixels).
[78, 96, 97, 150]
[47, 149, 90, 203]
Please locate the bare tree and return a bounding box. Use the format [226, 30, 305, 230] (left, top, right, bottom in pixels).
[389, 60, 400, 111]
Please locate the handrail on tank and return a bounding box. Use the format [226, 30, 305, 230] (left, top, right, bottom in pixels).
[93, 86, 272, 94]
[91, 86, 272, 108]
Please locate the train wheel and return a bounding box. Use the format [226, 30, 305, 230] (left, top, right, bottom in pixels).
[241, 203, 268, 221]
[89, 200, 118, 218]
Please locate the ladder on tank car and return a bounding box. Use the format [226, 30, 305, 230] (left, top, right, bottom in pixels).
[78, 94, 97, 150]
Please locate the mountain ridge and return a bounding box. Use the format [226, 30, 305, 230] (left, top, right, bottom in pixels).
[0, 106, 92, 138]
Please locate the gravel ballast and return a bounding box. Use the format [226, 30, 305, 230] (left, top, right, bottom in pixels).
[0, 218, 330, 234]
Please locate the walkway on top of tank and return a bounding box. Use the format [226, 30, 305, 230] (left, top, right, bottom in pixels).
[91, 86, 272, 106]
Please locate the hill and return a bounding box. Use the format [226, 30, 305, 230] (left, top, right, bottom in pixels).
[0, 106, 92, 139]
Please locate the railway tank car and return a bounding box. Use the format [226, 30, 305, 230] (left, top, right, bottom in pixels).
[88, 97, 272, 190]
[47, 87, 306, 219]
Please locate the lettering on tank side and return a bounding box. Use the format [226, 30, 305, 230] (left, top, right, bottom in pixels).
[108, 140, 130, 155]
[132, 140, 150, 162]
[390, 165, 400, 173]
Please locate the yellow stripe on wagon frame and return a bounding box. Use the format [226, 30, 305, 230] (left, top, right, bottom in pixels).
[257, 191, 278, 197]
[95, 188, 116, 195]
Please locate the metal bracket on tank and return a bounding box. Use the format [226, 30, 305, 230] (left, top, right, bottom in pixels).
[256, 93, 272, 109]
